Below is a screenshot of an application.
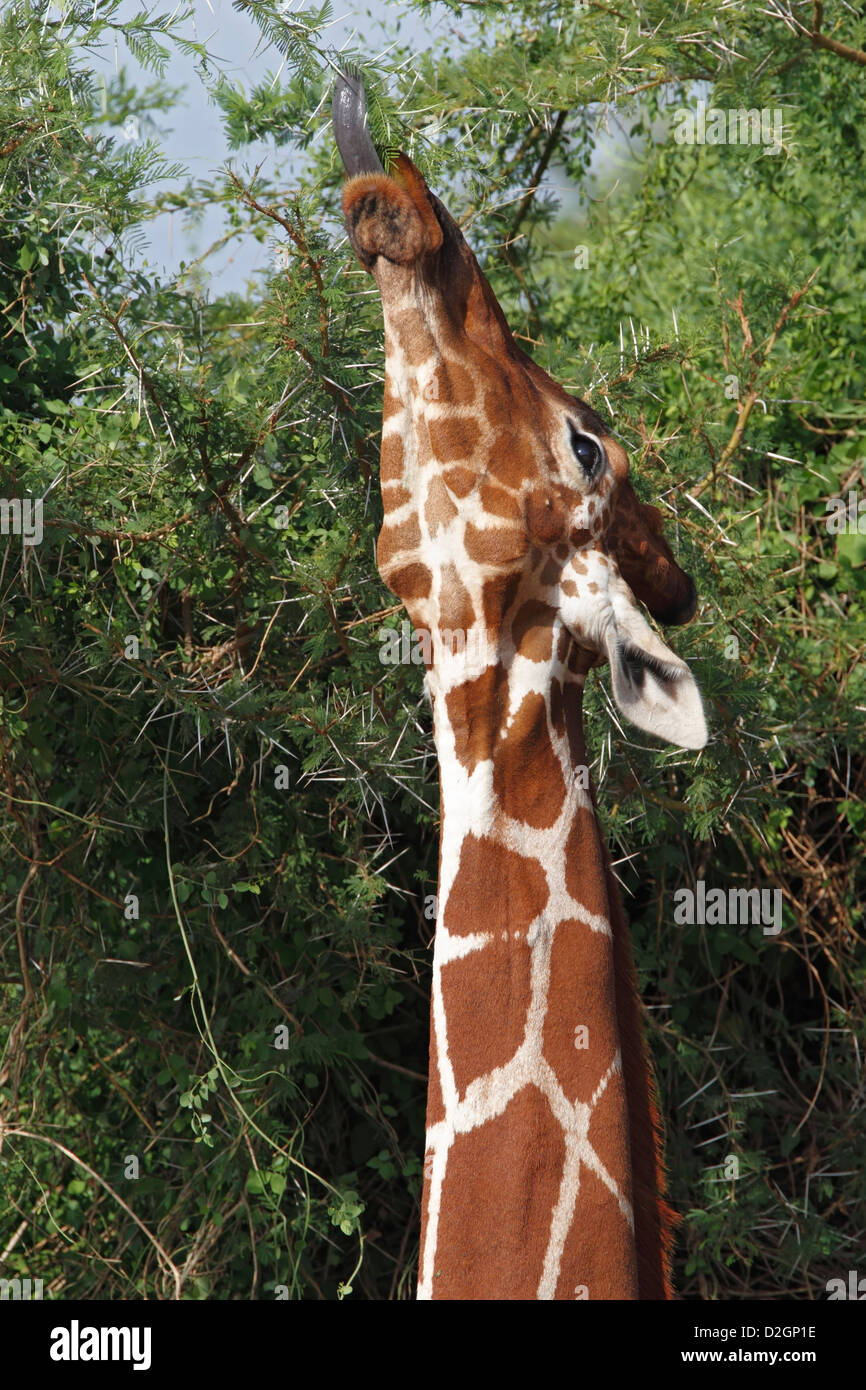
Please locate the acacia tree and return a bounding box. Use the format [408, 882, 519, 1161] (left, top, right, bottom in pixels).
[0, 0, 863, 1299]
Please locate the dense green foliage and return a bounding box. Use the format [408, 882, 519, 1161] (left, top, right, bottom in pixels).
[1, 0, 863, 1299]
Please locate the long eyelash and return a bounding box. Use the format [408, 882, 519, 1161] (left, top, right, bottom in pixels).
[621, 644, 684, 683]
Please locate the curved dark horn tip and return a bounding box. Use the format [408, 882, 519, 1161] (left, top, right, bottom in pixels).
[332, 67, 385, 177]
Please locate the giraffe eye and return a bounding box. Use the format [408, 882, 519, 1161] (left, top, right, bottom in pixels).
[568, 423, 603, 481]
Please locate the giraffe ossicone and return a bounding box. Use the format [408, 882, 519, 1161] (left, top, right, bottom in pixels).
[333, 72, 708, 1300]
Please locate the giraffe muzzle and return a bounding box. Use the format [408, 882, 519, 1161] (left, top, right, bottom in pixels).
[334, 71, 445, 268]
[654, 574, 699, 627]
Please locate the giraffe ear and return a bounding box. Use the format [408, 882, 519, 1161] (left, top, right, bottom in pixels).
[603, 590, 707, 750]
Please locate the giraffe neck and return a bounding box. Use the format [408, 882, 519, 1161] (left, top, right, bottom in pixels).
[418, 633, 673, 1300]
[369, 271, 673, 1300]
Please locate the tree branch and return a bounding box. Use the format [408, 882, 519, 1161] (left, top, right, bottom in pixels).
[693, 268, 820, 498]
[229, 171, 331, 356]
[811, 1, 866, 67]
[505, 107, 569, 248]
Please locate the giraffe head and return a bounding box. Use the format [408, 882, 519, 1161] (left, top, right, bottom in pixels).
[334, 73, 707, 750]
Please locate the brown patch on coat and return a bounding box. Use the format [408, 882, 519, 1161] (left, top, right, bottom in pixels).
[380, 433, 404, 483]
[379, 560, 432, 602]
[426, 1023, 445, 1128]
[486, 436, 527, 490]
[425, 475, 459, 534]
[383, 482, 412, 510]
[510, 600, 556, 663]
[443, 833, 548, 937]
[481, 379, 529, 434]
[377, 515, 421, 567]
[480, 480, 522, 521]
[431, 358, 477, 406]
[439, 564, 476, 633]
[445, 667, 508, 772]
[464, 522, 526, 567]
[429, 1087, 564, 1299]
[442, 934, 532, 1095]
[552, 1161, 638, 1300]
[390, 306, 434, 366]
[543, 918, 620, 1105]
[443, 466, 476, 498]
[564, 804, 610, 917]
[539, 555, 561, 586]
[493, 691, 566, 828]
[428, 415, 480, 463]
[481, 572, 521, 630]
[525, 489, 567, 545]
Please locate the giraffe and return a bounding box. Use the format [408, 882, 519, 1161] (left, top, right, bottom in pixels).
[332, 72, 707, 1301]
